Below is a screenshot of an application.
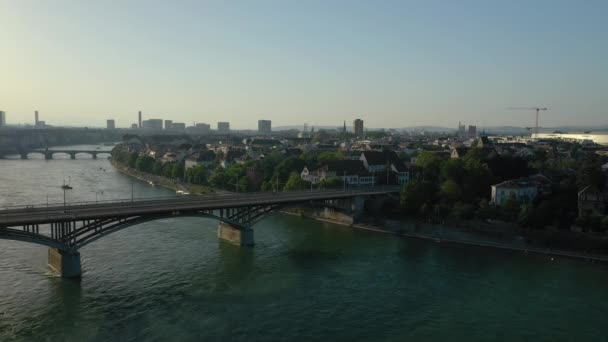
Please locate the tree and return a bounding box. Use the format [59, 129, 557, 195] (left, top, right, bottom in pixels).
[153, 160, 163, 175]
[260, 181, 273, 192]
[127, 152, 138, 169]
[162, 162, 175, 178]
[209, 167, 229, 189]
[415, 152, 442, 182]
[400, 180, 436, 216]
[502, 194, 521, 222]
[440, 180, 462, 203]
[441, 158, 466, 184]
[185, 165, 208, 185]
[135, 156, 155, 173]
[172, 161, 185, 180]
[320, 177, 342, 189]
[451, 202, 476, 220]
[283, 172, 307, 191]
[318, 151, 343, 164]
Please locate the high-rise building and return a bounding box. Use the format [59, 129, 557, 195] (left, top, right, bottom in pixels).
[138, 111, 142, 128]
[258, 120, 272, 134]
[171, 122, 186, 132]
[458, 121, 466, 138]
[468, 125, 477, 139]
[131, 123, 138, 129]
[195, 123, 211, 134]
[35, 110, 39, 126]
[353, 119, 364, 137]
[217, 122, 230, 133]
[106, 119, 116, 129]
[164, 120, 173, 130]
[343, 120, 346, 133]
[0, 111, 5, 127]
[142, 119, 163, 131]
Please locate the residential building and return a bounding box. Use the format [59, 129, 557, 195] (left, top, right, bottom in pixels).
[185, 150, 216, 170]
[106, 119, 115, 129]
[138, 111, 142, 128]
[301, 160, 374, 186]
[353, 119, 364, 137]
[142, 119, 163, 131]
[578, 186, 608, 217]
[258, 120, 272, 134]
[131, 123, 138, 129]
[0, 111, 5, 127]
[491, 179, 539, 206]
[450, 147, 470, 159]
[360, 151, 400, 173]
[390, 163, 410, 185]
[164, 120, 173, 130]
[218, 122, 230, 133]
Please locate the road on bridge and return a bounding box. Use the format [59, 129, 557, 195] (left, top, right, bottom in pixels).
[0, 188, 400, 227]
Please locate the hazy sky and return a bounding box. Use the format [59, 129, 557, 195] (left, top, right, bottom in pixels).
[1, 0, 606, 129]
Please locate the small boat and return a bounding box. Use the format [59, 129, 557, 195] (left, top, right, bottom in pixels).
[149, 181, 157, 186]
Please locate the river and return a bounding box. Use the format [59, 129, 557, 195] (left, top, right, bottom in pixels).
[1, 145, 607, 341]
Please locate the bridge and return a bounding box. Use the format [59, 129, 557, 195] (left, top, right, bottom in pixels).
[0, 188, 399, 278]
[1, 149, 111, 160]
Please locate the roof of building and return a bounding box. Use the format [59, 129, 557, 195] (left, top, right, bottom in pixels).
[360, 150, 400, 165]
[187, 150, 216, 162]
[492, 178, 538, 189]
[312, 160, 368, 175]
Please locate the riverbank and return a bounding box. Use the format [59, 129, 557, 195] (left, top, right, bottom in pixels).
[353, 221, 608, 263]
[284, 209, 608, 263]
[111, 159, 213, 195]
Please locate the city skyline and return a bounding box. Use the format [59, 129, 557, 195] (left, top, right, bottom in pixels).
[1, 1, 607, 128]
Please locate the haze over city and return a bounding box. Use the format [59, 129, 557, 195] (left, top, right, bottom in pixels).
[1, 0, 606, 128]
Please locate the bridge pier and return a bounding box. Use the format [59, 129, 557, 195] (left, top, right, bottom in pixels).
[217, 222, 254, 246]
[45, 152, 53, 160]
[92, 153, 97, 159]
[70, 152, 76, 160]
[48, 248, 82, 278]
[20, 152, 28, 160]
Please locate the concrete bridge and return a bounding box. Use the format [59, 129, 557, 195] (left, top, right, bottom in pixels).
[1, 149, 111, 160]
[0, 188, 399, 278]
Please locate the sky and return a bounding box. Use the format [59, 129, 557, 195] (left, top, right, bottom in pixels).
[0, 0, 607, 129]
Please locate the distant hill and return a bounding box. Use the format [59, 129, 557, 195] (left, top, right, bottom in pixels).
[273, 124, 608, 135]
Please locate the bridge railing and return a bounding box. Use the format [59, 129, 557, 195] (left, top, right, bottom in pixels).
[0, 185, 402, 213]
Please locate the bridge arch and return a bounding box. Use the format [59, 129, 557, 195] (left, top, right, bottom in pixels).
[0, 199, 355, 252]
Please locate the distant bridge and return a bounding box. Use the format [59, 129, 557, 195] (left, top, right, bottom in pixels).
[1, 149, 111, 160]
[0, 188, 400, 278]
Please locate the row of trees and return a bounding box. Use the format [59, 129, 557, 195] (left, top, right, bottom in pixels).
[112, 147, 345, 193]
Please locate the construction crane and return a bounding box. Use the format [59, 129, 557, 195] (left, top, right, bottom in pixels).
[507, 107, 548, 136]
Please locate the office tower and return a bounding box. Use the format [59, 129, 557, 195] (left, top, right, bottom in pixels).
[353, 119, 364, 137]
[217, 122, 230, 133]
[138, 111, 142, 128]
[258, 120, 272, 134]
[106, 119, 116, 129]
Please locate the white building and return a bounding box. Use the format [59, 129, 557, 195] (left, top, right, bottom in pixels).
[491, 179, 539, 206]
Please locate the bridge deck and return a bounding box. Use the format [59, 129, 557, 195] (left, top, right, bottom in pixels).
[0, 188, 399, 226]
